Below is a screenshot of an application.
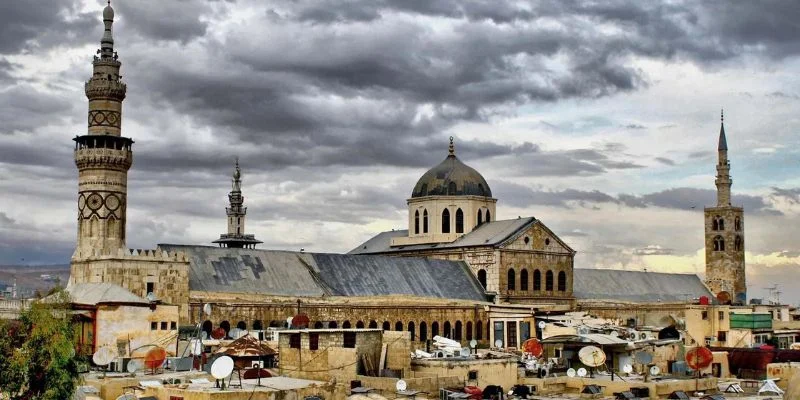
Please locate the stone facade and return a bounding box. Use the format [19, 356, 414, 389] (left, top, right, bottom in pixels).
[278, 329, 384, 381]
[395, 195, 497, 246]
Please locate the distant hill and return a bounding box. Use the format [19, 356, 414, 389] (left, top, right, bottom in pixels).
[0, 264, 71, 298]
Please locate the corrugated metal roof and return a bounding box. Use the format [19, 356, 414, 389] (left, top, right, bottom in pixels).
[159, 244, 487, 302]
[348, 218, 536, 254]
[573, 269, 713, 303]
[65, 283, 149, 306]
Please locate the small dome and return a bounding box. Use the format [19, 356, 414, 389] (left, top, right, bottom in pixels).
[103, 4, 114, 20]
[411, 139, 492, 198]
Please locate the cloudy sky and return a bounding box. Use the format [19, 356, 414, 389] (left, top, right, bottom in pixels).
[0, 0, 798, 303]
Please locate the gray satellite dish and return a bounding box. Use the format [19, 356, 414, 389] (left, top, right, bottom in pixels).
[146, 292, 157, 302]
[203, 303, 212, 316]
[610, 331, 620, 337]
[577, 368, 587, 377]
[201, 331, 209, 340]
[92, 347, 115, 366]
[538, 321, 546, 329]
[127, 359, 143, 373]
[460, 348, 471, 357]
[494, 339, 503, 348]
[635, 351, 653, 364]
[578, 346, 606, 367]
[396, 379, 407, 392]
[650, 365, 661, 376]
[623, 364, 633, 374]
[469, 339, 478, 349]
[229, 328, 242, 339]
[567, 368, 577, 377]
[210, 356, 234, 380]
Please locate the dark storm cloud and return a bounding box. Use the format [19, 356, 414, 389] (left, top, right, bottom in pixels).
[0, 0, 95, 53]
[0, 84, 76, 134]
[491, 143, 643, 177]
[113, 0, 217, 43]
[655, 157, 676, 166]
[770, 187, 800, 204]
[0, 212, 15, 227]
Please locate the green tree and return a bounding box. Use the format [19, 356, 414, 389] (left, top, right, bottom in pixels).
[0, 288, 80, 400]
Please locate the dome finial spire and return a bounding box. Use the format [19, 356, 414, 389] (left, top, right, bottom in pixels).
[448, 136, 455, 156]
[721, 108, 724, 123]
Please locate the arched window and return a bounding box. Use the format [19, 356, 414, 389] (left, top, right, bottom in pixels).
[557, 271, 567, 292]
[442, 209, 451, 233]
[735, 217, 741, 231]
[477, 210, 483, 226]
[423, 209, 429, 233]
[356, 321, 365, 328]
[382, 321, 390, 331]
[455, 321, 463, 340]
[448, 181, 457, 195]
[533, 269, 541, 291]
[714, 236, 725, 251]
[507, 269, 516, 291]
[466, 321, 473, 340]
[546, 270, 554, 291]
[478, 269, 487, 289]
[252, 320, 263, 330]
[718, 217, 725, 230]
[343, 320, 351, 329]
[734, 235, 742, 251]
[476, 321, 483, 340]
[432, 322, 440, 337]
[369, 320, 378, 329]
[329, 321, 338, 328]
[520, 269, 529, 291]
[444, 321, 452, 338]
[311, 321, 322, 328]
[220, 321, 231, 335]
[420, 322, 428, 342]
[237, 321, 247, 330]
[202, 320, 213, 335]
[395, 321, 403, 331]
[485, 209, 491, 223]
[414, 210, 420, 234]
[713, 216, 725, 231]
[408, 322, 416, 341]
[455, 208, 464, 233]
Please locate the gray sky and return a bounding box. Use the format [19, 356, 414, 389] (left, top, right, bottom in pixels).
[1, 0, 799, 304]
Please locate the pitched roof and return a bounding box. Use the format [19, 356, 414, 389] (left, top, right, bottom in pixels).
[573, 269, 713, 303]
[349, 217, 542, 254]
[65, 283, 149, 306]
[158, 244, 487, 302]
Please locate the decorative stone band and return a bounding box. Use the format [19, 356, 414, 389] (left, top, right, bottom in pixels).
[71, 247, 189, 262]
[77, 191, 126, 219]
[85, 80, 127, 101]
[92, 57, 121, 68]
[88, 110, 121, 128]
[75, 148, 132, 171]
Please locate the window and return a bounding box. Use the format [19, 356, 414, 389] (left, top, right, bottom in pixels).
[702, 311, 708, 320]
[533, 270, 541, 291]
[455, 321, 463, 340]
[507, 322, 518, 348]
[468, 370, 478, 380]
[507, 269, 516, 291]
[485, 209, 491, 223]
[557, 271, 567, 292]
[735, 235, 742, 251]
[220, 321, 230, 335]
[466, 321, 473, 340]
[714, 236, 725, 251]
[520, 269, 529, 291]
[478, 269, 487, 289]
[414, 210, 420, 234]
[382, 321, 390, 331]
[395, 321, 403, 331]
[356, 321, 365, 328]
[442, 209, 451, 233]
[455, 208, 464, 233]
[432, 322, 440, 337]
[309, 333, 319, 350]
[545, 271, 554, 291]
[420, 322, 428, 342]
[545, 238, 550, 246]
[423, 209, 428, 233]
[290, 333, 301, 349]
[151, 322, 157, 331]
[146, 282, 155, 295]
[408, 322, 415, 341]
[713, 216, 725, 231]
[476, 321, 483, 340]
[314, 321, 324, 329]
[344, 332, 356, 348]
[444, 321, 451, 338]
[253, 320, 263, 330]
[342, 320, 351, 329]
[735, 217, 741, 231]
[161, 321, 168, 330]
[524, 236, 530, 245]
[369, 320, 377, 328]
[477, 210, 483, 226]
[202, 320, 213, 335]
[493, 321, 504, 347]
[718, 331, 727, 342]
[719, 311, 725, 321]
[448, 181, 457, 195]
[170, 321, 177, 330]
[237, 321, 247, 330]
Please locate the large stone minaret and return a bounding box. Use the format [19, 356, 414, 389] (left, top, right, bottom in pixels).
[213, 159, 262, 248]
[74, 1, 132, 254]
[704, 110, 746, 304]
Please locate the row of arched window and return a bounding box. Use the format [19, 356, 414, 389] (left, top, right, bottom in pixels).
[201, 319, 489, 343]
[502, 269, 567, 292]
[713, 235, 743, 252]
[712, 216, 742, 232]
[414, 207, 491, 235]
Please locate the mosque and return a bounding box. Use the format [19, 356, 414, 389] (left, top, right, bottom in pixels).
[67, 4, 745, 354]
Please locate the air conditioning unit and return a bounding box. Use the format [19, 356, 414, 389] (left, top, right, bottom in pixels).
[705, 336, 716, 346]
[251, 360, 264, 369]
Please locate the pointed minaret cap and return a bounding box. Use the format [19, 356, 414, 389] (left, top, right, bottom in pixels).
[448, 136, 455, 156]
[718, 109, 728, 151]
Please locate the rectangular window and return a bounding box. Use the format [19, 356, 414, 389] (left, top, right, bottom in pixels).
[520, 322, 531, 343]
[344, 332, 357, 348]
[146, 282, 155, 294]
[718, 331, 727, 342]
[493, 321, 504, 348]
[170, 321, 177, 330]
[719, 311, 725, 320]
[468, 370, 478, 380]
[160, 321, 168, 330]
[151, 322, 157, 331]
[309, 333, 319, 350]
[702, 311, 708, 320]
[507, 321, 518, 348]
[290, 333, 301, 349]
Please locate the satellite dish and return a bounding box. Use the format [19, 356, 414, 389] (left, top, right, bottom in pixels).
[650, 365, 661, 376]
[127, 359, 143, 373]
[201, 331, 209, 340]
[146, 292, 157, 302]
[635, 351, 654, 364]
[460, 348, 471, 357]
[292, 314, 310, 329]
[229, 328, 242, 339]
[578, 346, 606, 367]
[538, 321, 546, 329]
[494, 339, 503, 348]
[686, 347, 714, 370]
[623, 364, 633, 374]
[203, 303, 212, 316]
[396, 379, 407, 392]
[144, 347, 167, 370]
[522, 338, 544, 357]
[210, 356, 234, 379]
[92, 346, 115, 366]
[469, 339, 478, 349]
[577, 368, 587, 377]
[567, 368, 577, 377]
[190, 339, 203, 355]
[610, 331, 620, 337]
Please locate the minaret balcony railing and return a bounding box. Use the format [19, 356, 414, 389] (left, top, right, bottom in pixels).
[74, 147, 133, 171]
[85, 80, 127, 100]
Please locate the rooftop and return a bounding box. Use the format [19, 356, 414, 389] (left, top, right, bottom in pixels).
[573, 269, 714, 303]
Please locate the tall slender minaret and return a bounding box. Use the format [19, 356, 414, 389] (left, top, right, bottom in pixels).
[213, 159, 262, 248]
[704, 110, 746, 304]
[74, 1, 133, 254]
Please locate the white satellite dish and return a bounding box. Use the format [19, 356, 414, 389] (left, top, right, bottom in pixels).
[190, 338, 203, 356]
[211, 356, 234, 380]
[578, 346, 606, 367]
[146, 292, 157, 302]
[494, 339, 503, 348]
[623, 364, 633, 374]
[203, 303, 212, 316]
[537, 321, 546, 329]
[610, 331, 620, 337]
[92, 346, 115, 366]
[469, 339, 478, 349]
[459, 348, 471, 357]
[285, 317, 293, 328]
[649, 365, 661, 376]
[127, 359, 143, 373]
[396, 379, 407, 392]
[229, 328, 242, 339]
[201, 331, 209, 340]
[577, 368, 587, 377]
[567, 368, 577, 378]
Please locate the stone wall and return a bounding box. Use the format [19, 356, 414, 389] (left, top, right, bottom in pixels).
[95, 303, 181, 357]
[704, 206, 746, 301]
[278, 330, 383, 382]
[411, 357, 518, 391]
